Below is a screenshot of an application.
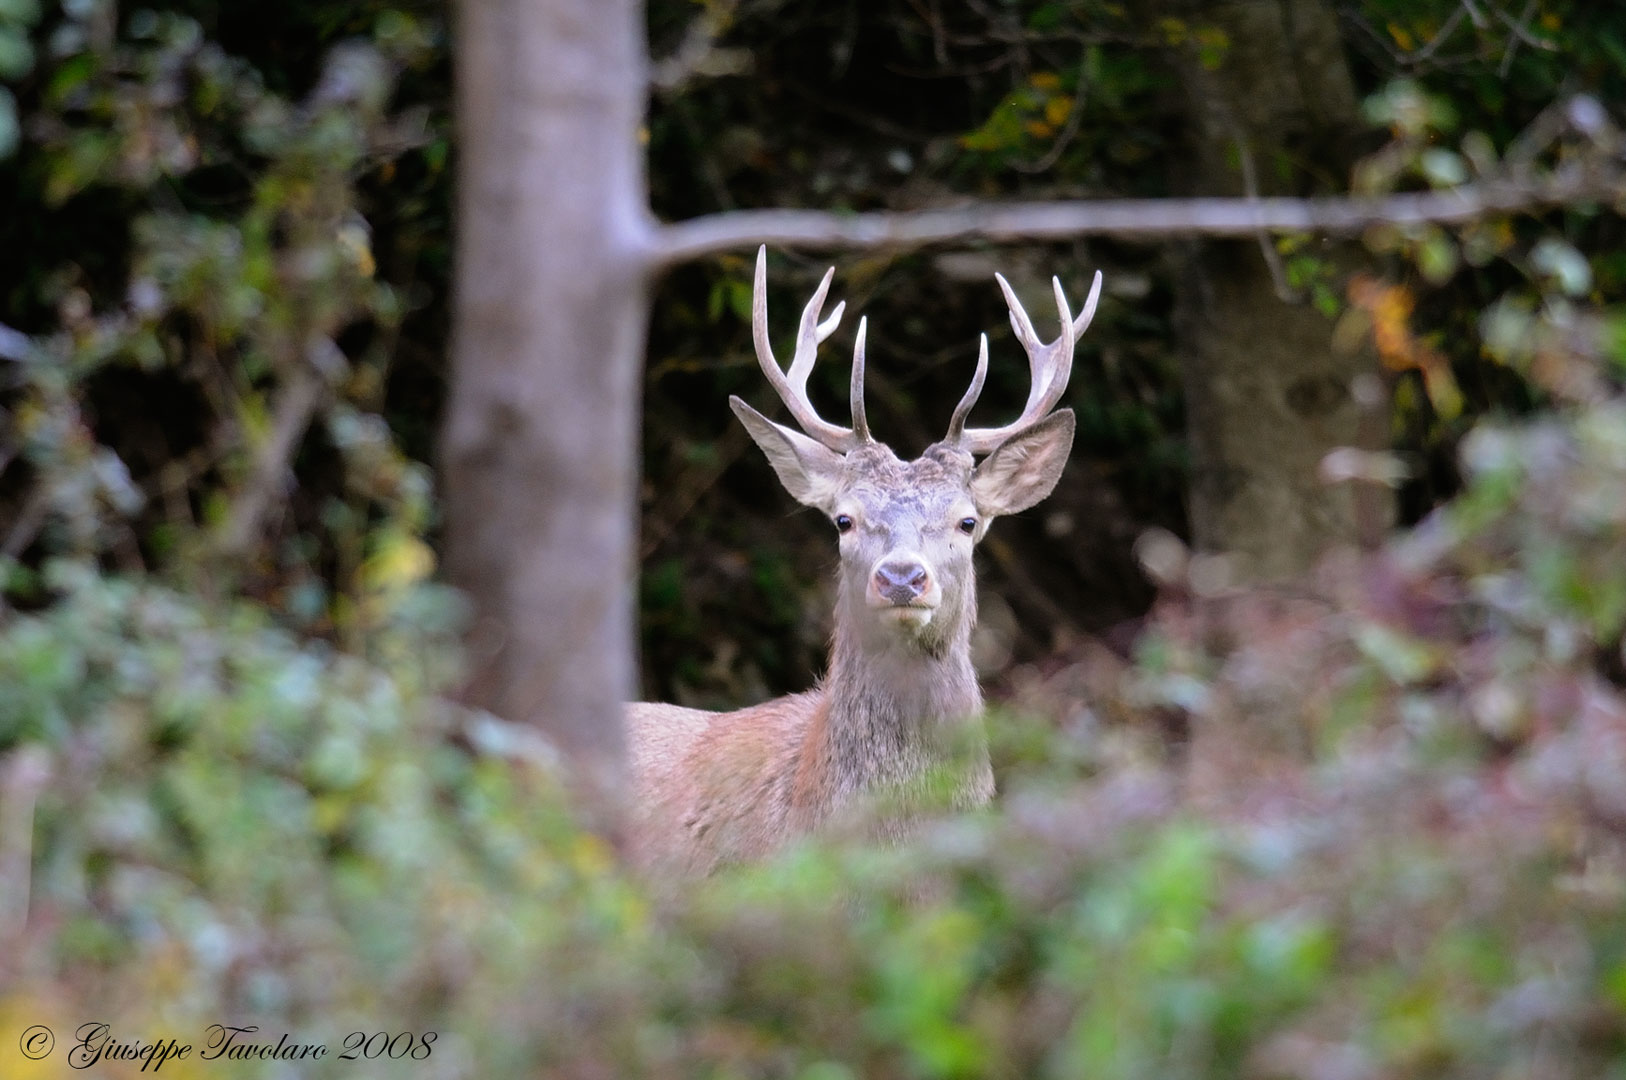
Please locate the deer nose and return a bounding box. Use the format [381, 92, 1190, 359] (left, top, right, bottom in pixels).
[874, 560, 931, 605]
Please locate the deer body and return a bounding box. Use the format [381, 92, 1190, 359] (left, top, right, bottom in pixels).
[630, 249, 1100, 874]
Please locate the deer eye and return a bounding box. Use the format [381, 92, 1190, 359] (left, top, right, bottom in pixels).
[835, 514, 855, 534]
[958, 517, 978, 535]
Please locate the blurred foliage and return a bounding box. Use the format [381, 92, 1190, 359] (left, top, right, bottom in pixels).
[0, 0, 445, 655]
[13, 362, 1626, 1074]
[5, 0, 1626, 1077]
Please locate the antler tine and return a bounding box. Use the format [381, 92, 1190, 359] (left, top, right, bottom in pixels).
[1073, 269, 1104, 341]
[749, 246, 869, 453]
[944, 333, 989, 446]
[998, 272, 1041, 352]
[996, 273, 1072, 421]
[850, 317, 871, 443]
[785, 266, 843, 396]
[951, 270, 1098, 456]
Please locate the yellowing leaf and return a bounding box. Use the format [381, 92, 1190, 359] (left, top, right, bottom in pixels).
[1029, 71, 1061, 91]
[1348, 274, 1461, 418]
[1421, 360, 1463, 418]
[1024, 119, 1054, 139]
[1387, 21, 1415, 50]
[1044, 94, 1073, 127]
[313, 793, 352, 834]
[361, 532, 434, 592]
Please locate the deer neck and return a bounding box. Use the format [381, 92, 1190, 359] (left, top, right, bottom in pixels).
[814, 587, 985, 796]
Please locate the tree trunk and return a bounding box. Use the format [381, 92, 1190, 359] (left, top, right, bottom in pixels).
[1165, 0, 1387, 581]
[442, 0, 652, 818]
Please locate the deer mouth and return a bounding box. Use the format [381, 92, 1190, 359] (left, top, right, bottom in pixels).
[869, 596, 939, 630]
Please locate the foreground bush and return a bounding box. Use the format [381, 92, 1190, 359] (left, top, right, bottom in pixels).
[6, 396, 1626, 1079]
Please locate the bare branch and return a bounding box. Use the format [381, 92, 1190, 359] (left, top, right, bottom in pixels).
[651, 172, 1623, 267]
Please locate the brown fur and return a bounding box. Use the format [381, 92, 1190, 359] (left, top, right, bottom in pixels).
[628, 615, 993, 875]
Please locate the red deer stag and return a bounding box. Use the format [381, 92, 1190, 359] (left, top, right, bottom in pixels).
[629, 248, 1101, 874]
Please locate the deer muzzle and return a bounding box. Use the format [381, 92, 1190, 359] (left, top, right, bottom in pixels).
[868, 557, 938, 624]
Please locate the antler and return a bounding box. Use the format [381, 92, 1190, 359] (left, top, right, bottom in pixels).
[945, 269, 1103, 455]
[750, 245, 871, 453]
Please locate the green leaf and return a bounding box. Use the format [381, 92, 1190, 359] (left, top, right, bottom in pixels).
[1419, 148, 1467, 187]
[1531, 236, 1592, 297]
[726, 279, 751, 323]
[1417, 231, 1459, 285]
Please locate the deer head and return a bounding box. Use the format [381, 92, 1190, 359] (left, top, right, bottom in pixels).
[731, 247, 1101, 657]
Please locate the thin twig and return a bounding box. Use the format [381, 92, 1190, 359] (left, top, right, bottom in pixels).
[1337, 3, 1483, 76]
[1413, 4, 1468, 63]
[1235, 135, 1301, 303]
[650, 0, 751, 97]
[1497, 0, 1555, 49]
[1498, 0, 1552, 77]
[884, 51, 1016, 80]
[1340, 6, 1408, 66]
[649, 170, 1625, 268]
[1, 488, 48, 559]
[215, 365, 326, 558]
[984, 534, 1077, 635]
[783, 77, 938, 144]
[901, 0, 949, 66]
[639, 424, 751, 560]
[882, 10, 1138, 53]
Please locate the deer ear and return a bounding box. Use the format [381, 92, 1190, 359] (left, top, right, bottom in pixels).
[731, 396, 847, 511]
[970, 409, 1075, 518]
